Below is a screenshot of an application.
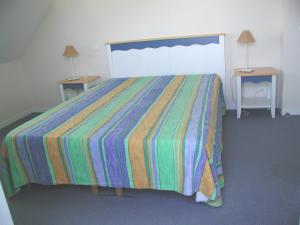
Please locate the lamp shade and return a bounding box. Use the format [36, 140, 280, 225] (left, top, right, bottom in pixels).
[63, 45, 78, 57]
[237, 31, 255, 44]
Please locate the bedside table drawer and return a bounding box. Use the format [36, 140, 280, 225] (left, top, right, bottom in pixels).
[62, 83, 83, 89]
[242, 76, 272, 83]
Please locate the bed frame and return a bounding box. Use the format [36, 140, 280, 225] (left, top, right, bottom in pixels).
[105, 33, 226, 99]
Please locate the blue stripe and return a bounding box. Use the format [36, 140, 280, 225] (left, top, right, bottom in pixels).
[242, 76, 272, 83]
[111, 36, 220, 52]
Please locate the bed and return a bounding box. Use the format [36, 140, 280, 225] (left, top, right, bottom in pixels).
[0, 34, 227, 207]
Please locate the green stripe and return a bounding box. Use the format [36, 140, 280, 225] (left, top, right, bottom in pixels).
[155, 76, 199, 190]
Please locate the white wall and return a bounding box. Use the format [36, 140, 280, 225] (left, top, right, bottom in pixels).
[0, 60, 32, 128]
[281, 0, 300, 115]
[0, 0, 51, 63]
[0, 181, 14, 225]
[24, 0, 283, 110]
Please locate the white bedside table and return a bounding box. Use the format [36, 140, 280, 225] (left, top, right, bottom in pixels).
[235, 67, 277, 119]
[59, 76, 100, 102]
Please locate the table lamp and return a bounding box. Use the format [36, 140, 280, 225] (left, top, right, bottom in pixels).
[238, 30, 255, 73]
[63, 45, 80, 80]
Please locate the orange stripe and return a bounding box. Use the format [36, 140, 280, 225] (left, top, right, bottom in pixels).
[206, 78, 220, 159]
[146, 125, 156, 188]
[199, 160, 215, 197]
[45, 139, 69, 183]
[199, 78, 221, 196]
[128, 76, 184, 188]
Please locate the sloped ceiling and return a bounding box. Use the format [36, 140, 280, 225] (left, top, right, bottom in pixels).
[0, 0, 51, 63]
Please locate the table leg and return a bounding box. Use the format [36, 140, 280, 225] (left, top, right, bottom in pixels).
[115, 188, 124, 197]
[236, 76, 242, 119]
[91, 186, 100, 195]
[83, 83, 88, 93]
[59, 84, 65, 102]
[271, 75, 276, 118]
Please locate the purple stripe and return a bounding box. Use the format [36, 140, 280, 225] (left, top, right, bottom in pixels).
[193, 76, 216, 191]
[103, 76, 174, 187]
[15, 135, 36, 182]
[182, 76, 209, 195]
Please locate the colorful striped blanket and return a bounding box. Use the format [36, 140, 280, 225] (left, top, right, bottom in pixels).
[1, 75, 225, 206]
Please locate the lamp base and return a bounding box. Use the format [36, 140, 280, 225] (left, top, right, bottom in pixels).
[68, 76, 81, 81]
[239, 68, 255, 73]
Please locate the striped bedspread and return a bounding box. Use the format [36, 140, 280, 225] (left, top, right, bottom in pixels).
[1, 74, 225, 206]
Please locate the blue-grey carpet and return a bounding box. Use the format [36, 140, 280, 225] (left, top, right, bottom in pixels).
[1, 110, 300, 225]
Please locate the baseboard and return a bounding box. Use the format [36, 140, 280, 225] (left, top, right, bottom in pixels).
[31, 102, 60, 113]
[0, 110, 33, 130]
[31, 106, 54, 113]
[281, 108, 300, 116]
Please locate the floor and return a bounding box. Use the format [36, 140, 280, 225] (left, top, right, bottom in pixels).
[1, 110, 300, 225]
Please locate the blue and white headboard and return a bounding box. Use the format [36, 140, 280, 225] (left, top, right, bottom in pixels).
[106, 33, 226, 97]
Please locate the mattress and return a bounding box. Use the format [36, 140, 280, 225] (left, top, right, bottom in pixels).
[1, 74, 225, 206]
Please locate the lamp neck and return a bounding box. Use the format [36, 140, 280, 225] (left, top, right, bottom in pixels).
[71, 57, 75, 79]
[246, 44, 249, 71]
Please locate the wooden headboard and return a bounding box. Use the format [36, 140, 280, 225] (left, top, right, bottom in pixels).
[105, 33, 226, 97]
